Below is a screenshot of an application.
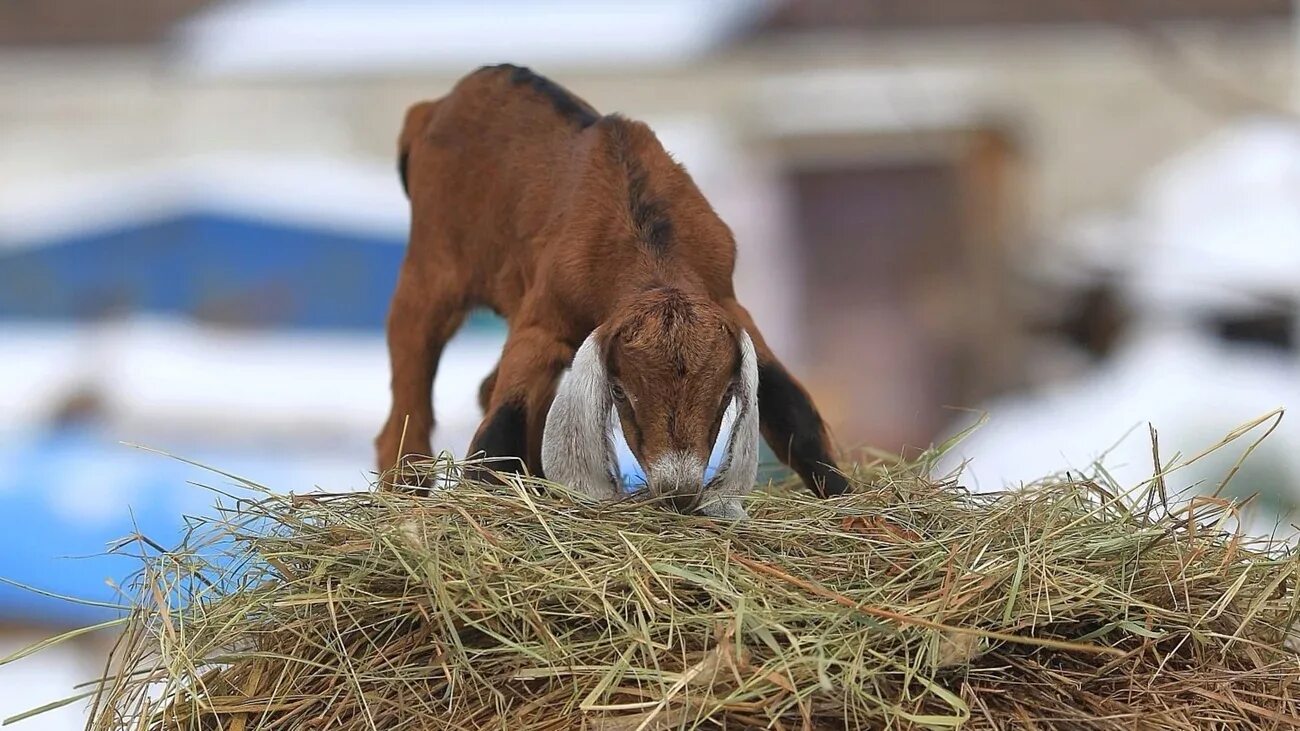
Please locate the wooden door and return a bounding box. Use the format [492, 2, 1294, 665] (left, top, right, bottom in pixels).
[782, 130, 1020, 455]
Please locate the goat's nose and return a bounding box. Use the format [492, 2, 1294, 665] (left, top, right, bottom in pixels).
[648, 475, 702, 512]
[648, 453, 706, 513]
[661, 488, 702, 513]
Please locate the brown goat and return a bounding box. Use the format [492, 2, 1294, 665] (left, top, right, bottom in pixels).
[377, 64, 847, 516]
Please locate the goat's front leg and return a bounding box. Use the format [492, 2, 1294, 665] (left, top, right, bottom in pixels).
[723, 299, 849, 499]
[466, 325, 573, 482]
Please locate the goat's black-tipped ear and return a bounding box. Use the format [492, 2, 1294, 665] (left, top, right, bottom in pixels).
[468, 400, 529, 478]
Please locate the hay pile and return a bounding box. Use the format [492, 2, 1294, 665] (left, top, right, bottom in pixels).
[45, 457, 1300, 729]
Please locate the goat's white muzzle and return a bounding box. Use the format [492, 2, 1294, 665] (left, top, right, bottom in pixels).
[647, 452, 707, 513]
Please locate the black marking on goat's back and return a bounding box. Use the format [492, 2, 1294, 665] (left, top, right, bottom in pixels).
[469, 400, 529, 475]
[757, 362, 848, 498]
[485, 63, 600, 129]
[626, 164, 673, 253]
[398, 152, 410, 197]
[603, 116, 674, 256]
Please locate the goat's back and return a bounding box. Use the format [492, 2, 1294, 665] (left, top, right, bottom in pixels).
[400, 65, 601, 298]
[400, 65, 738, 326]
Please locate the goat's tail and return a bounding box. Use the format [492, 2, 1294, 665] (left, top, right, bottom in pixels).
[397, 100, 438, 198]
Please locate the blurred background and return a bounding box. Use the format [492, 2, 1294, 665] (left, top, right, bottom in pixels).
[3, 0, 1300, 725]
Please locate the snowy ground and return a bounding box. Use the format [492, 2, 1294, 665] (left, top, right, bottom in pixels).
[938, 325, 1300, 538]
[0, 316, 493, 459]
[935, 119, 1300, 539]
[0, 316, 730, 484]
[0, 632, 103, 731]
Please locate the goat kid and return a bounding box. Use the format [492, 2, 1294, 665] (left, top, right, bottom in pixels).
[376, 64, 847, 515]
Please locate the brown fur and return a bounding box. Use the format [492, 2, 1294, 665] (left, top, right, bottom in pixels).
[377, 64, 847, 499]
[604, 287, 738, 469]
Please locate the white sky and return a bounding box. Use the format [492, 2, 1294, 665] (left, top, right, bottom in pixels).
[176, 0, 772, 78]
[0, 154, 410, 250]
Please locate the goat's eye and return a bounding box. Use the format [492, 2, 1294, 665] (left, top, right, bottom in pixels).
[610, 383, 627, 402]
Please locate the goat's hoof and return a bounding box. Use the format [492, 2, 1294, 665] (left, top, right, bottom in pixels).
[376, 452, 442, 495]
[383, 468, 433, 496]
[463, 456, 530, 486]
[816, 469, 850, 498]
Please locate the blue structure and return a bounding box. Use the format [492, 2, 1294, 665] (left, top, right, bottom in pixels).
[0, 430, 291, 626]
[0, 210, 504, 334]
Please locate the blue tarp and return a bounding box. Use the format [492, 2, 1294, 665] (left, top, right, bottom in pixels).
[0, 430, 326, 626]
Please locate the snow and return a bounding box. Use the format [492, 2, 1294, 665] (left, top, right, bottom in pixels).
[0, 634, 100, 731]
[1130, 117, 1300, 314]
[0, 314, 741, 493]
[0, 119, 753, 253]
[941, 119, 1300, 537]
[0, 312, 746, 651]
[0, 317, 496, 455]
[940, 325, 1300, 490]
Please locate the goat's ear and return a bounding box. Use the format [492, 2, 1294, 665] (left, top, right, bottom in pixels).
[699, 329, 760, 519]
[541, 332, 622, 500]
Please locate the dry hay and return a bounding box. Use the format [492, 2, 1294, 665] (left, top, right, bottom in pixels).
[11, 451, 1300, 730]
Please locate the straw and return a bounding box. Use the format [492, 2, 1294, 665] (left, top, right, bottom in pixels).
[8, 446, 1300, 730]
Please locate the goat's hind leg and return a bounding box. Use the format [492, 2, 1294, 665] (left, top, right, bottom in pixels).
[376, 260, 467, 492]
[723, 299, 848, 499]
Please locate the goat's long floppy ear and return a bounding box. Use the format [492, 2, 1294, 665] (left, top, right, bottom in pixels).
[541, 332, 622, 500]
[699, 330, 760, 519]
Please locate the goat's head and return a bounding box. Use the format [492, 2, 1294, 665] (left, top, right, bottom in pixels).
[542, 287, 759, 516]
